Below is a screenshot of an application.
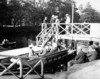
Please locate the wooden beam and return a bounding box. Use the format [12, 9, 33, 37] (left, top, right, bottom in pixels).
[0, 63, 20, 79]
[41, 59, 44, 79]
[19, 58, 23, 79]
[24, 59, 42, 78]
[0, 58, 19, 76]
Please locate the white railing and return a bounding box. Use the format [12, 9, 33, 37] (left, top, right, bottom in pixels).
[36, 23, 58, 46]
[0, 55, 44, 79]
[36, 23, 91, 46]
[36, 23, 100, 46]
[36, 26, 51, 46]
[57, 23, 90, 35]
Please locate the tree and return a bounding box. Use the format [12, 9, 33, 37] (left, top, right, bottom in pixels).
[78, 4, 84, 15]
[0, 1, 8, 26]
[21, 2, 46, 27]
[79, 2, 100, 23]
[7, 0, 25, 27]
[2, 0, 80, 27]
[45, 0, 80, 23]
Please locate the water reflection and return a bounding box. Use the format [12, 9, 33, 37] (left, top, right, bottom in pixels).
[0, 33, 36, 50]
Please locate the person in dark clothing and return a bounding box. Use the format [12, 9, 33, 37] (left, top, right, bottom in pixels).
[69, 51, 88, 66]
[74, 51, 88, 63]
[68, 46, 88, 67]
[87, 45, 98, 62]
[87, 41, 98, 61]
[94, 42, 100, 59]
[89, 41, 93, 46]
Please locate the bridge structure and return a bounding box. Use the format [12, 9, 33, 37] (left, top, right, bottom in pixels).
[36, 23, 100, 47]
[0, 23, 100, 79]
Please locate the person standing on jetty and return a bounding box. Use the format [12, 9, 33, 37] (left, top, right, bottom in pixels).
[65, 14, 71, 34]
[94, 42, 100, 59]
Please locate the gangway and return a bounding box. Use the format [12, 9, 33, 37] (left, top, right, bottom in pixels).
[36, 23, 100, 46]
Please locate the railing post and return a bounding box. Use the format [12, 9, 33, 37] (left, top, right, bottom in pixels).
[42, 23, 47, 34]
[41, 59, 44, 79]
[71, 23, 73, 34]
[81, 23, 82, 34]
[52, 23, 54, 34]
[55, 23, 59, 43]
[19, 58, 23, 79]
[36, 37, 38, 46]
[0, 58, 19, 76]
[42, 23, 44, 31]
[56, 23, 59, 35]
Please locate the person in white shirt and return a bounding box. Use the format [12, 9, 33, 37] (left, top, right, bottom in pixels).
[50, 14, 56, 23]
[50, 36, 58, 53]
[43, 17, 47, 23]
[65, 14, 71, 34]
[28, 44, 36, 60]
[10, 44, 36, 65]
[65, 14, 70, 23]
[55, 16, 60, 23]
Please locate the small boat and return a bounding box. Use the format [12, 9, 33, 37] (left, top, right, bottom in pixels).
[0, 42, 16, 48]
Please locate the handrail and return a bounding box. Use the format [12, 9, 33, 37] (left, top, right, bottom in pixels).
[36, 26, 52, 46]
[58, 23, 90, 35]
[37, 27, 52, 44]
[41, 25, 55, 46]
[73, 24, 87, 35]
[36, 23, 57, 46]
[0, 55, 44, 79]
[0, 54, 42, 60]
[36, 23, 92, 46]
[36, 26, 51, 39]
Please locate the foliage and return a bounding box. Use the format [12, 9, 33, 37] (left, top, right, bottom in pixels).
[45, 0, 80, 22]
[79, 3, 100, 23]
[0, 2, 8, 25]
[7, 0, 25, 26]
[0, 0, 80, 27]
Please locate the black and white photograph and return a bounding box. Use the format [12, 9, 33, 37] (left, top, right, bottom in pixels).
[0, 0, 100, 79]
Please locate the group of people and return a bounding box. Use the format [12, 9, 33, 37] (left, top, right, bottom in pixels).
[49, 14, 71, 24]
[28, 37, 57, 58]
[28, 38, 68, 60]
[43, 14, 71, 34]
[68, 41, 100, 67]
[28, 39, 100, 68]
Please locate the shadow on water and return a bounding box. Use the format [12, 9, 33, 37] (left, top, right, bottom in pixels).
[0, 26, 39, 49]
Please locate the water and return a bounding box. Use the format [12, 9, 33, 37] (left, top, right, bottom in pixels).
[0, 33, 36, 49]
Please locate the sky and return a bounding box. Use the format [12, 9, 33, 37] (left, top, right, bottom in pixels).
[74, 0, 100, 12]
